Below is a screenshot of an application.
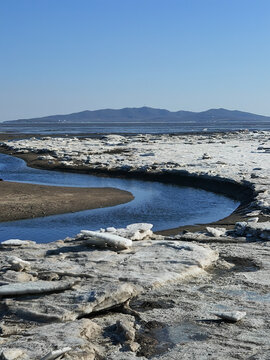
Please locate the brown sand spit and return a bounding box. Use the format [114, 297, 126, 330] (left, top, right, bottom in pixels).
[0, 181, 134, 222]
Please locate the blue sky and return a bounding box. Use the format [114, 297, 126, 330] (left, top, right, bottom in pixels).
[0, 0, 270, 121]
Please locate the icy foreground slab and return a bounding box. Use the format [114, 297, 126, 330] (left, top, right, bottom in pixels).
[0, 239, 36, 246]
[0, 319, 101, 360]
[0, 280, 77, 296]
[213, 311, 246, 322]
[104, 223, 154, 241]
[78, 230, 133, 250]
[1, 240, 218, 322]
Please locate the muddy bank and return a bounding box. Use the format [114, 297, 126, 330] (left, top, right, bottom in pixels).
[0, 181, 134, 222]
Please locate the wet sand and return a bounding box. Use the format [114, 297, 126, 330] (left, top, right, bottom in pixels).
[0, 181, 134, 222]
[0, 133, 134, 222]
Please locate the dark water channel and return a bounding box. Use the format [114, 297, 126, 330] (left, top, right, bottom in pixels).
[0, 153, 239, 243]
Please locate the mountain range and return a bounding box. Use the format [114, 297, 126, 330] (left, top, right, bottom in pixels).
[3, 107, 270, 124]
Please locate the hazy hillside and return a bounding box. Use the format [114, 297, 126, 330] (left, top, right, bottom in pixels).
[3, 107, 270, 124]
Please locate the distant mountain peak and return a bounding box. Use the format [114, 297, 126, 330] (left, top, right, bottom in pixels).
[3, 107, 270, 124]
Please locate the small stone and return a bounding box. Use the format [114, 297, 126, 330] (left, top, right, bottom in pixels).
[116, 319, 136, 342]
[6, 256, 31, 272]
[202, 153, 211, 159]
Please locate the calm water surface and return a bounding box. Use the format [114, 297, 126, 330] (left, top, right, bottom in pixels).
[1, 121, 270, 134]
[0, 153, 239, 243]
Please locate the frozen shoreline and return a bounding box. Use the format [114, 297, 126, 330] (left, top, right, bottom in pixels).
[0, 131, 270, 359]
[1, 130, 269, 222]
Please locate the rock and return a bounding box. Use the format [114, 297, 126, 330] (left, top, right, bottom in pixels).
[234, 221, 270, 240]
[116, 319, 136, 342]
[5, 256, 31, 272]
[0, 349, 25, 360]
[216, 259, 235, 270]
[109, 223, 153, 241]
[1, 271, 34, 283]
[0, 239, 36, 247]
[4, 283, 138, 322]
[61, 347, 98, 360]
[213, 311, 246, 322]
[0, 322, 22, 336]
[235, 222, 248, 236]
[175, 233, 245, 243]
[78, 230, 133, 250]
[173, 232, 204, 241]
[0, 280, 77, 297]
[40, 347, 72, 360]
[0, 319, 101, 360]
[245, 221, 270, 240]
[245, 210, 261, 217]
[202, 153, 211, 159]
[140, 152, 155, 157]
[247, 217, 259, 223]
[150, 234, 164, 240]
[106, 227, 117, 233]
[116, 319, 139, 352]
[206, 227, 227, 237]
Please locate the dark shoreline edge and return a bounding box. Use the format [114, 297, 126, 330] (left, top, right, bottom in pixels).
[0, 137, 262, 235]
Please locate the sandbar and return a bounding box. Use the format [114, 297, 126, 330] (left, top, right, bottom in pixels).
[0, 181, 134, 222]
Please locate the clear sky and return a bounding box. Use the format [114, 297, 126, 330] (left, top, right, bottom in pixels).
[0, 0, 270, 121]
